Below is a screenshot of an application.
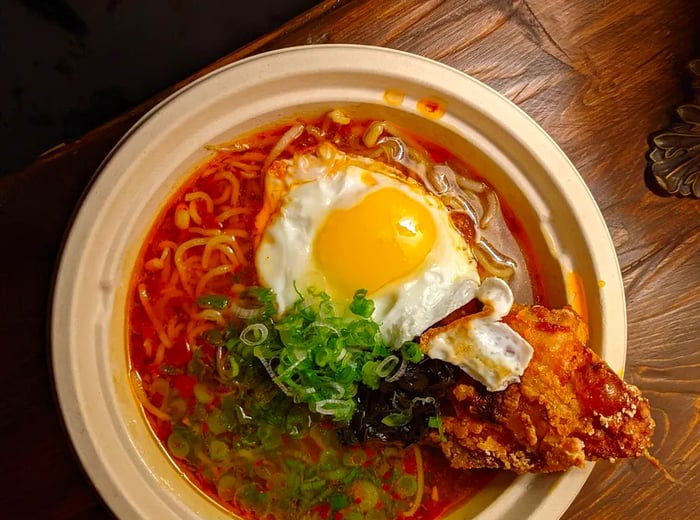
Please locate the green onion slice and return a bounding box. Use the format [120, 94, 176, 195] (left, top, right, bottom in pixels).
[196, 294, 229, 309]
[240, 323, 269, 346]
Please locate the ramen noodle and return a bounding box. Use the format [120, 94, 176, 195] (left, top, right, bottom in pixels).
[127, 112, 545, 519]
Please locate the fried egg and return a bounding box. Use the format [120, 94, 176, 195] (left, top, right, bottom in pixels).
[255, 143, 480, 347]
[423, 277, 534, 391]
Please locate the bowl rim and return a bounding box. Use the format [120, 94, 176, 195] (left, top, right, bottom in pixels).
[50, 43, 625, 520]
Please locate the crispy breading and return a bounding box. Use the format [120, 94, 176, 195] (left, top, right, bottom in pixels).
[422, 304, 655, 473]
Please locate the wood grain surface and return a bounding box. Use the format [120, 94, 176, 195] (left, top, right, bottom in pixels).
[1, 0, 698, 518]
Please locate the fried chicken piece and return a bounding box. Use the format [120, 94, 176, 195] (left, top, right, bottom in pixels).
[422, 304, 655, 473]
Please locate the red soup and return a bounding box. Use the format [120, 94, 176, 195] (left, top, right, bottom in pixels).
[127, 112, 542, 519]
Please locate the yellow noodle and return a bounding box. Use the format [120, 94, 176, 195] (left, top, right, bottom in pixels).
[159, 240, 179, 251]
[212, 184, 231, 205]
[214, 170, 241, 206]
[229, 160, 259, 172]
[188, 199, 203, 225]
[158, 384, 170, 415]
[222, 228, 250, 238]
[154, 342, 166, 365]
[194, 309, 226, 327]
[180, 257, 203, 294]
[214, 244, 238, 268]
[182, 255, 202, 271]
[187, 323, 215, 347]
[202, 234, 241, 268]
[173, 322, 185, 339]
[174, 203, 190, 230]
[158, 242, 177, 283]
[160, 286, 187, 299]
[201, 164, 223, 178]
[145, 257, 163, 271]
[143, 338, 153, 358]
[186, 314, 203, 330]
[168, 268, 180, 288]
[363, 121, 386, 147]
[195, 264, 234, 297]
[130, 371, 170, 421]
[455, 176, 486, 193]
[241, 170, 261, 179]
[235, 151, 267, 162]
[231, 282, 247, 295]
[189, 227, 223, 236]
[174, 238, 208, 295]
[161, 248, 172, 283]
[480, 189, 499, 229]
[185, 191, 215, 213]
[146, 243, 173, 272]
[329, 109, 350, 125]
[137, 283, 171, 347]
[166, 316, 181, 342]
[229, 237, 246, 266]
[216, 207, 253, 224]
[404, 444, 424, 517]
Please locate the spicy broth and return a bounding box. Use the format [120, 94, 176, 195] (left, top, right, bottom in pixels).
[127, 114, 540, 519]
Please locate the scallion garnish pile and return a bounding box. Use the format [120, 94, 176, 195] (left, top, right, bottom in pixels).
[201, 286, 424, 423]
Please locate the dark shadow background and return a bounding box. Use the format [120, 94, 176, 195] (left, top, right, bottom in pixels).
[0, 0, 322, 176]
[0, 2, 321, 517]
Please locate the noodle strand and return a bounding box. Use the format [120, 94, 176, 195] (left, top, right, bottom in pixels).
[130, 371, 170, 421]
[404, 444, 424, 517]
[137, 283, 171, 347]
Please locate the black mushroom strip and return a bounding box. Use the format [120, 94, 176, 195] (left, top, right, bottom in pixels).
[337, 358, 458, 446]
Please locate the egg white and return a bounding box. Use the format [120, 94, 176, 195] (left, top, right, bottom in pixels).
[255, 144, 481, 347]
[424, 277, 534, 391]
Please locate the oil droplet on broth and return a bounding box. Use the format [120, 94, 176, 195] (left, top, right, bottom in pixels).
[417, 97, 446, 119]
[383, 89, 405, 106]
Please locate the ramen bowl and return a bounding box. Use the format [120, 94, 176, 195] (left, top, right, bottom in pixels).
[51, 45, 625, 520]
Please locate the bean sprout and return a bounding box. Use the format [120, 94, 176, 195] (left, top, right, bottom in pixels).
[262, 123, 304, 170]
[204, 142, 251, 152]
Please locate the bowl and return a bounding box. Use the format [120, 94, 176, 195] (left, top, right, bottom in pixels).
[51, 44, 626, 520]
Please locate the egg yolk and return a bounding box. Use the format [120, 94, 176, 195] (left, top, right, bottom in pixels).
[314, 187, 437, 297]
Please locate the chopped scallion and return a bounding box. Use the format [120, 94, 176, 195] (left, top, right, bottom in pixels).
[376, 355, 399, 377]
[193, 382, 214, 404]
[381, 412, 412, 427]
[196, 294, 229, 309]
[209, 439, 230, 461]
[167, 430, 190, 458]
[240, 323, 269, 346]
[349, 289, 375, 317]
[396, 474, 418, 499]
[300, 477, 326, 492]
[329, 493, 352, 510]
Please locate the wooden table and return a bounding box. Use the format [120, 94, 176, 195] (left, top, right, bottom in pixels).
[1, 1, 698, 518]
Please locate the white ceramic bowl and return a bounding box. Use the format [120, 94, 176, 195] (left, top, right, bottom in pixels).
[51, 44, 625, 520]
